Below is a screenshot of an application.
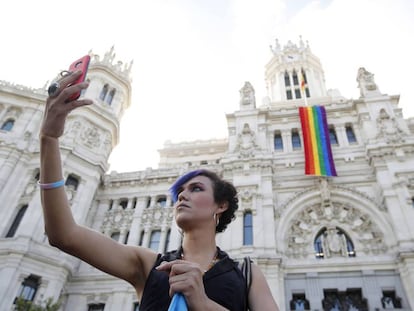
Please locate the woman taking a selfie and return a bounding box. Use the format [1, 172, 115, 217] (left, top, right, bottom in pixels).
[39, 70, 279, 310]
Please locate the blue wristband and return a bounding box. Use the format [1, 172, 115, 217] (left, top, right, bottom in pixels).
[38, 179, 65, 190]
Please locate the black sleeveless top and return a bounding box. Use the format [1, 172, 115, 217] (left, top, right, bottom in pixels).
[139, 247, 247, 311]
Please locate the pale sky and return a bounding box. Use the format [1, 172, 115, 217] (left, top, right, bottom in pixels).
[1, 0, 413, 173]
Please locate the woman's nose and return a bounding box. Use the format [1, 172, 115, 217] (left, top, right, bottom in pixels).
[177, 190, 188, 201]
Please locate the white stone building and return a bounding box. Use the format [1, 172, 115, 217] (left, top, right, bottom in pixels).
[0, 39, 414, 311]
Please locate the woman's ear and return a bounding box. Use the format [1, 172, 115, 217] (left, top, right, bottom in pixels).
[218, 201, 229, 213]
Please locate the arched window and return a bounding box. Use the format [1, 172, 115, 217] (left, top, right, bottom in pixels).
[6, 205, 28, 238]
[16, 274, 40, 302]
[99, 84, 109, 101]
[243, 211, 253, 245]
[345, 124, 357, 143]
[292, 70, 299, 85]
[1, 119, 15, 131]
[291, 129, 301, 149]
[284, 71, 291, 87]
[329, 126, 338, 145]
[149, 230, 161, 251]
[314, 227, 355, 259]
[65, 174, 79, 190]
[133, 302, 140, 311]
[274, 131, 283, 150]
[106, 88, 116, 105]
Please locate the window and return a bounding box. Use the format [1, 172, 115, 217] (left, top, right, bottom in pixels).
[111, 231, 120, 242]
[284, 71, 290, 87]
[345, 125, 357, 143]
[156, 196, 167, 208]
[119, 199, 128, 209]
[274, 132, 283, 150]
[106, 89, 116, 105]
[290, 293, 310, 311]
[6, 205, 28, 238]
[149, 230, 161, 251]
[138, 230, 144, 246]
[294, 89, 301, 99]
[381, 290, 402, 308]
[164, 229, 171, 253]
[243, 211, 253, 245]
[16, 275, 40, 302]
[133, 302, 140, 311]
[322, 288, 367, 310]
[286, 90, 293, 100]
[292, 70, 299, 85]
[88, 303, 105, 311]
[124, 231, 130, 244]
[65, 174, 79, 190]
[1, 119, 15, 131]
[99, 84, 109, 101]
[314, 227, 355, 259]
[145, 196, 151, 208]
[291, 130, 301, 149]
[329, 127, 338, 145]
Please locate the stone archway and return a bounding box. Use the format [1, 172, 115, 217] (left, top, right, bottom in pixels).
[276, 182, 395, 259]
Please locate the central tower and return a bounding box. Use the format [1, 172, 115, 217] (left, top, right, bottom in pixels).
[265, 37, 328, 102]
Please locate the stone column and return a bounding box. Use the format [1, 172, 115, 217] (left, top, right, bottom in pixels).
[399, 251, 414, 310]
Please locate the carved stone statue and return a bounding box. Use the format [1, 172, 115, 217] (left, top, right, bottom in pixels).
[376, 108, 404, 143]
[235, 123, 258, 158]
[322, 227, 348, 258]
[357, 67, 380, 97]
[239, 82, 256, 107]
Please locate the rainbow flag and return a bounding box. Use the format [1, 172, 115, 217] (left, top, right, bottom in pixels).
[299, 105, 337, 176]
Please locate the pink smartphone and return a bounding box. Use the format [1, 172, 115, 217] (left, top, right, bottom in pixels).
[67, 55, 91, 101]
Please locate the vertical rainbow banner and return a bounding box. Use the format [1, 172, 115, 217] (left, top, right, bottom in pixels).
[299, 105, 337, 177]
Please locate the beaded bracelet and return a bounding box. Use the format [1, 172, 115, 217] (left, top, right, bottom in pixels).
[38, 179, 65, 190]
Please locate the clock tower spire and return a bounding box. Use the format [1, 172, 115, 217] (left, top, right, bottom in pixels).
[265, 37, 328, 103]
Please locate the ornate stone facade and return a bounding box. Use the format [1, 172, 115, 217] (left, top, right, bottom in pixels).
[1, 41, 414, 311]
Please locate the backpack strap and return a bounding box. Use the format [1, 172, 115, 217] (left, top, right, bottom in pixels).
[240, 256, 252, 310]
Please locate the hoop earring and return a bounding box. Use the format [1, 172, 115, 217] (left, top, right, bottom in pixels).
[214, 213, 220, 227]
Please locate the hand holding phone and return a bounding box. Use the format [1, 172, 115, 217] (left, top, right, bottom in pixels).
[67, 55, 90, 102]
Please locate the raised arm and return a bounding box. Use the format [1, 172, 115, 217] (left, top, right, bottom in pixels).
[39, 71, 157, 293]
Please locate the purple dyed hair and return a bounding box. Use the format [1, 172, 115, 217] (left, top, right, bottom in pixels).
[169, 169, 206, 203]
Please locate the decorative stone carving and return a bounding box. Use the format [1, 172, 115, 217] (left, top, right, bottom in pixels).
[285, 203, 387, 258]
[322, 226, 348, 258]
[239, 82, 256, 107]
[102, 207, 134, 233]
[141, 207, 174, 228]
[81, 126, 101, 148]
[235, 123, 259, 158]
[376, 109, 405, 143]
